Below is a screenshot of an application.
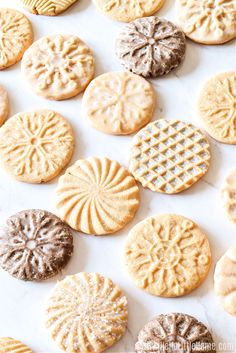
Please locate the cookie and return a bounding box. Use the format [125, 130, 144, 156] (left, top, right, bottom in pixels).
[129, 119, 211, 194]
[124, 214, 211, 297]
[221, 169, 236, 224]
[0, 337, 33, 353]
[176, 0, 236, 45]
[0, 210, 73, 281]
[0, 85, 9, 126]
[92, 0, 165, 22]
[45, 272, 128, 353]
[198, 72, 236, 144]
[0, 109, 74, 183]
[82, 72, 156, 135]
[116, 17, 186, 78]
[22, 34, 95, 100]
[214, 245, 236, 316]
[135, 313, 216, 353]
[22, 0, 78, 16]
[56, 157, 140, 235]
[0, 8, 33, 70]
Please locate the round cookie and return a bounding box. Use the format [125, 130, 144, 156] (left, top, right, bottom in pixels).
[92, 0, 165, 22]
[176, 0, 236, 45]
[135, 313, 216, 353]
[124, 214, 212, 297]
[198, 72, 236, 144]
[0, 85, 9, 126]
[22, 34, 95, 100]
[0, 210, 73, 281]
[45, 272, 128, 353]
[56, 157, 140, 235]
[129, 119, 211, 194]
[22, 0, 78, 16]
[82, 72, 156, 135]
[0, 109, 74, 183]
[0, 337, 34, 353]
[214, 245, 236, 316]
[0, 8, 33, 70]
[116, 16, 186, 77]
[221, 169, 236, 224]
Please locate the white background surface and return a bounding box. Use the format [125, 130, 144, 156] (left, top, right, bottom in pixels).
[0, 0, 235, 352]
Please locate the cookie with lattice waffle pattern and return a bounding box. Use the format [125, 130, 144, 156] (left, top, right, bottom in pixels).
[129, 119, 211, 194]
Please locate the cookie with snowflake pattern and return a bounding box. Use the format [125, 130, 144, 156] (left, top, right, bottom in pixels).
[22, 0, 78, 16]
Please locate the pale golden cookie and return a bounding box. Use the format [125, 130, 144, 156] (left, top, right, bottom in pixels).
[56, 157, 139, 235]
[129, 119, 211, 194]
[124, 214, 211, 297]
[82, 72, 155, 135]
[0, 8, 33, 70]
[0, 85, 9, 126]
[176, 0, 236, 44]
[22, 0, 78, 16]
[0, 337, 33, 353]
[22, 34, 95, 100]
[0, 109, 74, 183]
[221, 169, 236, 224]
[45, 272, 128, 353]
[198, 72, 236, 144]
[92, 0, 165, 22]
[214, 245, 236, 316]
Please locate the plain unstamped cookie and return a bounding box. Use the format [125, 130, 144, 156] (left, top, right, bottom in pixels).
[0, 337, 34, 353]
[0, 109, 74, 183]
[22, 0, 78, 15]
[45, 272, 128, 353]
[0, 210, 73, 281]
[175, 0, 236, 44]
[124, 214, 212, 297]
[116, 16, 186, 77]
[56, 157, 140, 235]
[0, 8, 33, 70]
[221, 169, 236, 224]
[92, 0, 165, 22]
[135, 313, 216, 353]
[0, 85, 9, 126]
[198, 72, 236, 144]
[214, 245, 236, 316]
[22, 34, 95, 100]
[82, 72, 156, 135]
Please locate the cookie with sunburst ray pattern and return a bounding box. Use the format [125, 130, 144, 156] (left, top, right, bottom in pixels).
[0, 337, 34, 353]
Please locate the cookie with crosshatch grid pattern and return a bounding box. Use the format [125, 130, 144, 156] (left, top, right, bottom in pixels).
[129, 119, 211, 194]
[0, 337, 33, 353]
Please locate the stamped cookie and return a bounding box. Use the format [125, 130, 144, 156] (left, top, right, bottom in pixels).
[0, 210, 73, 281]
[45, 272, 128, 353]
[0, 337, 33, 353]
[135, 313, 216, 353]
[221, 169, 236, 223]
[56, 157, 139, 235]
[22, 34, 95, 100]
[82, 72, 155, 135]
[176, 0, 236, 45]
[0, 8, 33, 70]
[214, 245, 236, 316]
[116, 17, 186, 77]
[198, 72, 236, 144]
[0, 85, 9, 126]
[129, 119, 211, 194]
[92, 0, 165, 22]
[0, 109, 74, 183]
[22, 0, 78, 16]
[124, 214, 211, 297]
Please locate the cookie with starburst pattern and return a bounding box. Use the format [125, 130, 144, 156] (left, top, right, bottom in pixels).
[0, 337, 34, 353]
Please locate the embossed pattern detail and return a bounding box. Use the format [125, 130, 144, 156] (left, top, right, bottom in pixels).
[198, 72, 236, 144]
[83, 72, 155, 135]
[0, 109, 74, 183]
[135, 313, 216, 353]
[116, 16, 186, 77]
[22, 35, 95, 100]
[124, 214, 211, 297]
[0, 85, 9, 127]
[0, 8, 33, 69]
[45, 272, 128, 353]
[176, 0, 236, 44]
[0, 337, 33, 353]
[0, 210, 73, 281]
[221, 169, 236, 224]
[214, 245, 236, 316]
[22, 0, 78, 16]
[129, 119, 211, 194]
[56, 157, 140, 234]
